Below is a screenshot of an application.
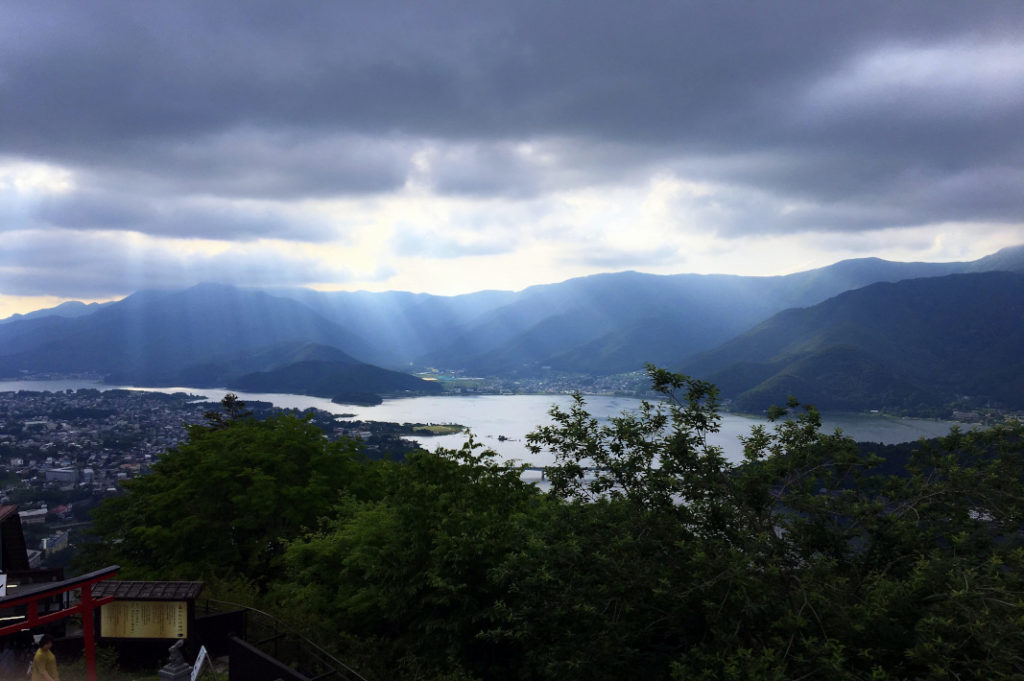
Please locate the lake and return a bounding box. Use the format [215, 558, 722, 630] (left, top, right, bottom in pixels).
[0, 380, 963, 466]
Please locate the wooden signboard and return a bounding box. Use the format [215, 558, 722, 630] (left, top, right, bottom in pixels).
[100, 600, 188, 639]
[93, 580, 203, 641]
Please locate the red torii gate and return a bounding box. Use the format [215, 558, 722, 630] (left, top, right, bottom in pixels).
[0, 565, 119, 681]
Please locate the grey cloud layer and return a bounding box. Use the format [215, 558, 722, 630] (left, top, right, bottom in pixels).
[1, 0, 1023, 253]
[7, 2, 1013, 136]
[24, 191, 339, 242]
[0, 230, 350, 297]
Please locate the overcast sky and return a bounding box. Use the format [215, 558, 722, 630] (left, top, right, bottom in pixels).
[2, 0, 1024, 316]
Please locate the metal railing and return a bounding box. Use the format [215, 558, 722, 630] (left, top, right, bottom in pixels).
[197, 598, 370, 681]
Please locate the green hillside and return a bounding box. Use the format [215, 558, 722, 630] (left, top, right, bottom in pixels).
[229, 359, 443, 402]
[685, 272, 1024, 413]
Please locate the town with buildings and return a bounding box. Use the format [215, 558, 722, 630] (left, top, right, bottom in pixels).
[0, 388, 448, 570]
[425, 369, 651, 397]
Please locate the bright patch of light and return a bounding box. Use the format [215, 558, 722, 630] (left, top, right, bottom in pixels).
[0, 160, 74, 195]
[515, 142, 558, 167]
[0, 294, 82, 320]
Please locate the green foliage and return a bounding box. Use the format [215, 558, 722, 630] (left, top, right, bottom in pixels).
[202, 392, 251, 428]
[527, 366, 726, 512]
[82, 367, 1024, 681]
[82, 412, 375, 583]
[522, 367, 1024, 680]
[274, 438, 541, 680]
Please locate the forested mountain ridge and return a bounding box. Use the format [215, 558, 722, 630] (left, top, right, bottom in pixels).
[402, 256, 981, 374]
[1, 246, 1022, 403]
[0, 286, 441, 400]
[228, 357, 443, 403]
[157, 341, 444, 402]
[684, 271, 1024, 412]
[271, 287, 519, 365]
[281, 244, 1023, 374]
[0, 283, 373, 377]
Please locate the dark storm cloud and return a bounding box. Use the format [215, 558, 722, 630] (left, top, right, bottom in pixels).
[1, 0, 1023, 236]
[0, 187, 342, 242]
[15, 190, 337, 241]
[63, 132, 416, 201]
[417, 139, 657, 198]
[0, 231, 347, 298]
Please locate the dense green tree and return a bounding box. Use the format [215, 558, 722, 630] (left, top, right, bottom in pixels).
[202, 392, 252, 428]
[493, 369, 1024, 680]
[83, 412, 377, 583]
[275, 439, 543, 680]
[81, 367, 1024, 681]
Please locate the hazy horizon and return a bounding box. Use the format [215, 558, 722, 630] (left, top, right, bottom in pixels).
[6, 243, 1024, 320]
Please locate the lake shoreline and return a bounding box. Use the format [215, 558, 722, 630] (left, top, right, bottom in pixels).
[0, 379, 966, 465]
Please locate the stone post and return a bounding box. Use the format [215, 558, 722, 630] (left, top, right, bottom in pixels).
[157, 640, 192, 681]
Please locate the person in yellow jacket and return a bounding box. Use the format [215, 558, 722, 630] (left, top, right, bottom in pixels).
[31, 634, 59, 681]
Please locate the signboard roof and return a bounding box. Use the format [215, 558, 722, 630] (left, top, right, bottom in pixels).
[92, 581, 204, 601]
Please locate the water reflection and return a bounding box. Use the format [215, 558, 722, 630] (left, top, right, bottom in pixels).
[0, 380, 963, 467]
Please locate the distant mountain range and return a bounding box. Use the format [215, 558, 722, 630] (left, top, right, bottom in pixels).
[0, 285, 441, 404]
[684, 272, 1024, 413]
[1, 245, 1022, 413]
[270, 246, 1023, 377]
[0, 300, 114, 324]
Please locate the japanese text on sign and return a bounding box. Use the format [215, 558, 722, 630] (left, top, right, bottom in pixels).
[100, 601, 187, 639]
